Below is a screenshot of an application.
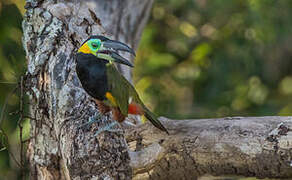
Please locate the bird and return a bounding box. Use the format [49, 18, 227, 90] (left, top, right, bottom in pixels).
[75, 35, 169, 134]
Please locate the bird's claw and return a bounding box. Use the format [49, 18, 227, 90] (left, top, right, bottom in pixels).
[94, 121, 122, 136]
[78, 112, 102, 129]
[78, 113, 122, 136]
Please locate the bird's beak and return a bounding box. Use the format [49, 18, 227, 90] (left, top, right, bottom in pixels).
[97, 39, 135, 67]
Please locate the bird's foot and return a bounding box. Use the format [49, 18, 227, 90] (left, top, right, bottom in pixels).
[94, 121, 123, 136]
[78, 113, 122, 135]
[78, 112, 103, 129]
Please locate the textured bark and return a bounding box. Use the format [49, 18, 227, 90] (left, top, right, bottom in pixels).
[128, 116, 292, 180]
[22, 0, 153, 179]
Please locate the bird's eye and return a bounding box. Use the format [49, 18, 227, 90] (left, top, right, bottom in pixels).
[91, 42, 99, 49]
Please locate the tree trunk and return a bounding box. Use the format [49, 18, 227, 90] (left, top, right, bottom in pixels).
[22, 0, 153, 179]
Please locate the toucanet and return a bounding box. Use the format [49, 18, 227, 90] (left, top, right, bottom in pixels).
[76, 35, 169, 134]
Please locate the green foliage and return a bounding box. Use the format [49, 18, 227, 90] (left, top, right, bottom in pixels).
[0, 1, 27, 179]
[134, 0, 292, 119]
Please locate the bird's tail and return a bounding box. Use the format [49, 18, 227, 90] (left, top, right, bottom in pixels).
[143, 107, 169, 134]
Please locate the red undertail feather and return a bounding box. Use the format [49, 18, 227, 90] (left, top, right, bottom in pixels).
[128, 103, 144, 115]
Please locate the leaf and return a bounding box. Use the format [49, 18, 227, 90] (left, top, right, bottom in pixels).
[0, 130, 8, 150]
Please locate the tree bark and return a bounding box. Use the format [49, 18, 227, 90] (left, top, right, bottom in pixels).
[22, 0, 153, 179]
[128, 116, 292, 180]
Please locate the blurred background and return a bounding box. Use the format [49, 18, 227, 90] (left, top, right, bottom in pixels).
[1, 0, 292, 179]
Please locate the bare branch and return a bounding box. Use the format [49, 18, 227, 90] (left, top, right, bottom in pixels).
[128, 116, 292, 179]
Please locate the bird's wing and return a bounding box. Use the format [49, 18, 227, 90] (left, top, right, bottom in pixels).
[106, 64, 169, 134]
[106, 64, 130, 115]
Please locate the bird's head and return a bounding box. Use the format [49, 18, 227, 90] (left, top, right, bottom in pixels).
[77, 35, 135, 67]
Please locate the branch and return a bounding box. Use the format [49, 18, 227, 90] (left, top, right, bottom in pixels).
[127, 116, 292, 179]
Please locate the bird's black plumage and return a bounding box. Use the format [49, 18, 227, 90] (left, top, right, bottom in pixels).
[76, 52, 109, 100]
